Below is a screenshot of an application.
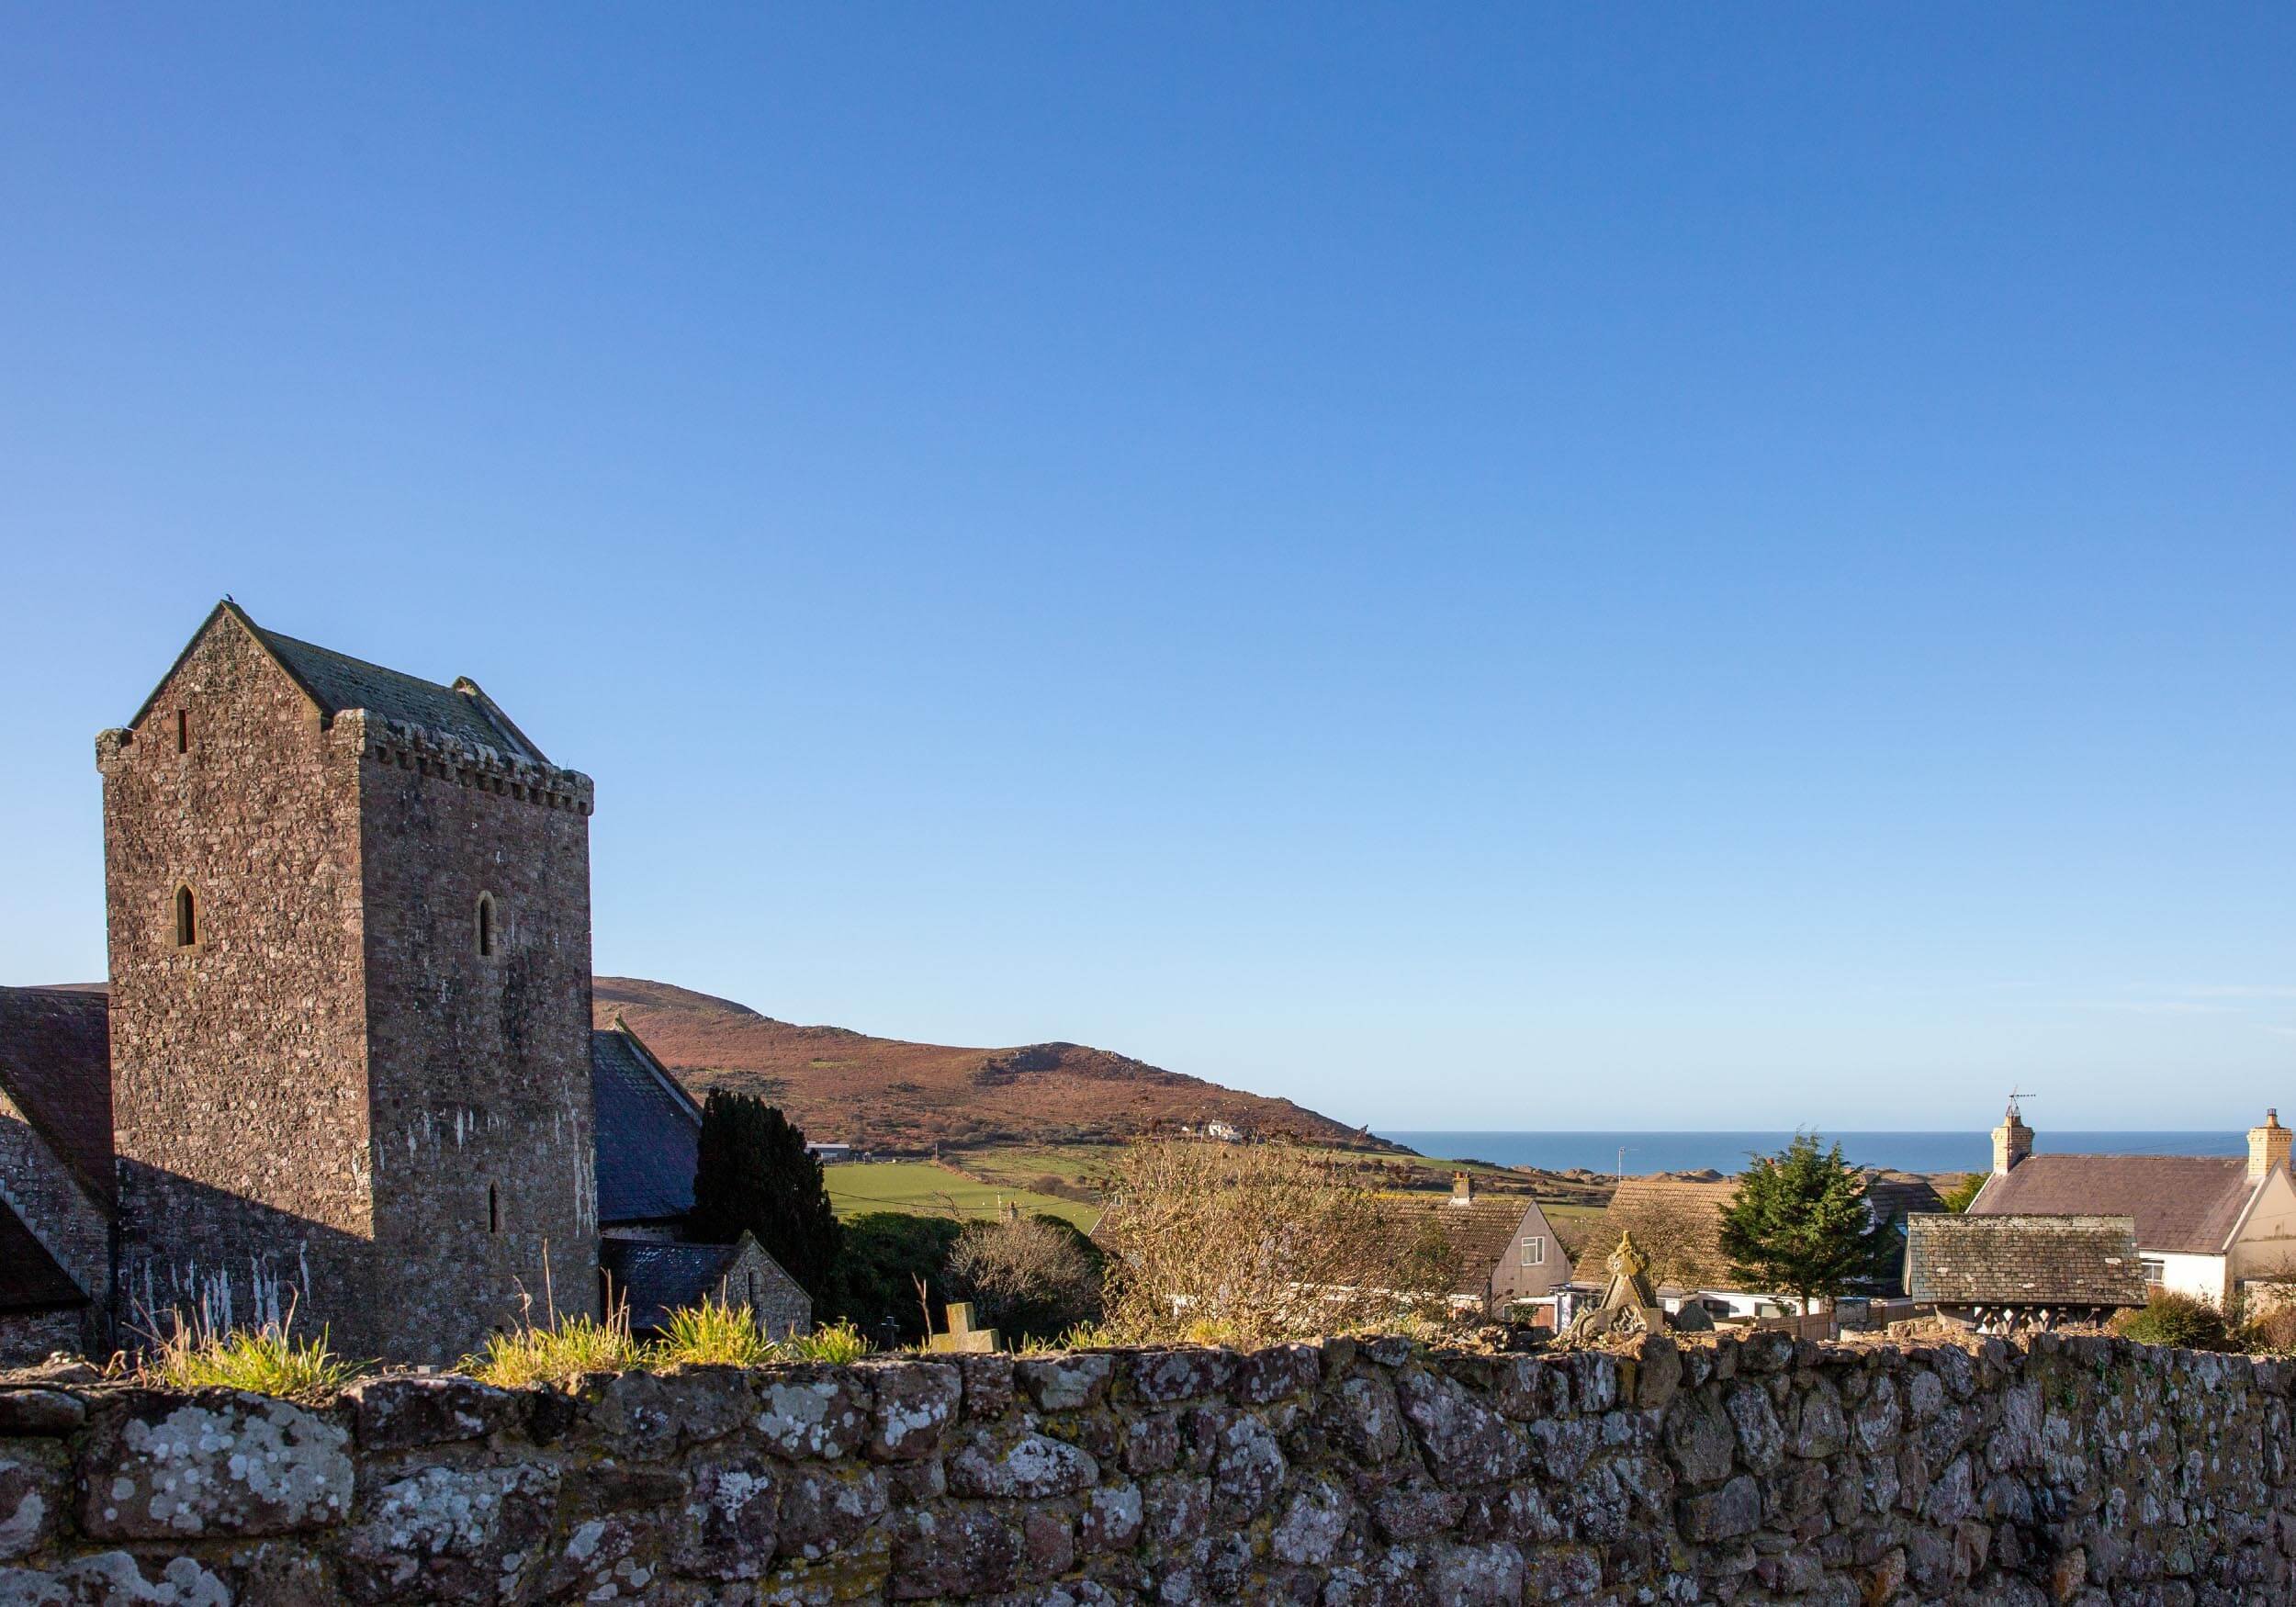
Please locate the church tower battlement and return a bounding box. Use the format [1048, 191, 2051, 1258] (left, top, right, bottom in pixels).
[97, 601, 598, 1363]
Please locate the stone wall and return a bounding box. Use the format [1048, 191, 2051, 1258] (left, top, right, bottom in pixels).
[3, 1330, 2291, 1604]
[0, 1314, 79, 1375]
[99, 617, 376, 1349]
[0, 1091, 107, 1361]
[355, 709, 599, 1365]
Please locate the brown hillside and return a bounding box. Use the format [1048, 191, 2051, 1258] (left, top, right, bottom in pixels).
[593, 977, 1396, 1154]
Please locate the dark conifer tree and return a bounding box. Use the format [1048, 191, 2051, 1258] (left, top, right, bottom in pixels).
[688, 1091, 842, 1297]
[1717, 1133, 1899, 1314]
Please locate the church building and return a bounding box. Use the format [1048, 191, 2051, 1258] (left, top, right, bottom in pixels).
[0, 601, 807, 1366]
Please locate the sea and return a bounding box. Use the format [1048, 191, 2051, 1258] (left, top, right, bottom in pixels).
[1377, 1130, 2252, 1177]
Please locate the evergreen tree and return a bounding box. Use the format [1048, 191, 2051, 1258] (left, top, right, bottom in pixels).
[688, 1091, 842, 1297]
[825, 1212, 965, 1343]
[1717, 1134, 1897, 1313]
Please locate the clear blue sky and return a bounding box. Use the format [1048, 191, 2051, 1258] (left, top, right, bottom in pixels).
[5, 7, 2293, 1130]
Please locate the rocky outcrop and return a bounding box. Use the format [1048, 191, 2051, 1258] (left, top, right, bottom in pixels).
[2, 1330, 2291, 1601]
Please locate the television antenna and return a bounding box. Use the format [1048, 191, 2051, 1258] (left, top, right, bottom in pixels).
[1615, 1145, 1634, 1178]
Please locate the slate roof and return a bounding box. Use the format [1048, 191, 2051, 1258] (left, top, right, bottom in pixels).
[126, 602, 547, 762]
[0, 984, 115, 1211]
[591, 1025, 702, 1228]
[0, 1199, 89, 1312]
[253, 622, 546, 761]
[1969, 1154, 2259, 1255]
[1867, 1174, 1948, 1222]
[1361, 1195, 1549, 1298]
[1904, 1213, 2148, 1307]
[600, 1239, 742, 1332]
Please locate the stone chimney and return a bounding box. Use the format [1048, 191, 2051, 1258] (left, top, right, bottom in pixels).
[1451, 1171, 1473, 1207]
[2250, 1109, 2290, 1183]
[1992, 1101, 2033, 1176]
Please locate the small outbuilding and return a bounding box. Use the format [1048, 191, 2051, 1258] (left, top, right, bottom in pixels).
[1903, 1211, 2147, 1333]
[601, 1231, 813, 1340]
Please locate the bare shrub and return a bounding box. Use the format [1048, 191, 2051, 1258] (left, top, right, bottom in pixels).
[945, 1214, 1104, 1343]
[1601, 1191, 1718, 1289]
[1093, 1139, 1430, 1348]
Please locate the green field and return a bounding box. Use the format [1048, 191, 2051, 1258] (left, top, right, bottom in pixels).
[951, 1143, 1122, 1196]
[824, 1162, 1100, 1231]
[946, 1141, 1615, 1219]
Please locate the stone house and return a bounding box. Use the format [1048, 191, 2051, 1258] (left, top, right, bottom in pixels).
[602, 1232, 814, 1339]
[0, 601, 808, 1365]
[1965, 1102, 2296, 1306]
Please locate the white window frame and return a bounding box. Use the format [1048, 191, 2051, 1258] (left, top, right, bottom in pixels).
[1521, 1234, 1546, 1267]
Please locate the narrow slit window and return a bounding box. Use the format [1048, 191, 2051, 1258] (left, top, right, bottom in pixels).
[476, 893, 496, 958]
[488, 1184, 501, 1233]
[175, 710, 188, 753]
[173, 886, 197, 948]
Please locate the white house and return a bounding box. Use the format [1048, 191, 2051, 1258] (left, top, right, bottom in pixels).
[1965, 1103, 2296, 1307]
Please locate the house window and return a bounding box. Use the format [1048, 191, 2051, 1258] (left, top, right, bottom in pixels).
[173, 886, 198, 949]
[2140, 1256, 2166, 1287]
[175, 710, 189, 753]
[488, 1184, 501, 1233]
[476, 893, 496, 958]
[1521, 1235, 1546, 1267]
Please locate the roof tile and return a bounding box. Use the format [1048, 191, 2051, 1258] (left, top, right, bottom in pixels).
[599, 1240, 740, 1332]
[254, 624, 544, 761]
[1971, 1154, 2257, 1254]
[0, 985, 114, 1210]
[591, 1027, 702, 1228]
[1904, 1212, 2148, 1306]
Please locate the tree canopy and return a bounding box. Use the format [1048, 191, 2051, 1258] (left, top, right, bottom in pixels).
[688, 1090, 842, 1297]
[1718, 1134, 1898, 1312]
[824, 1211, 966, 1343]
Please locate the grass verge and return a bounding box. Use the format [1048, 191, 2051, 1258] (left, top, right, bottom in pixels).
[141, 1312, 364, 1401]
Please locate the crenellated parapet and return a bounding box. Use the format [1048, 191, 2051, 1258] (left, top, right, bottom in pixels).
[342, 708, 596, 815]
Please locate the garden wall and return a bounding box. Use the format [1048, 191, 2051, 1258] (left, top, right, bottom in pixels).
[2, 1328, 2290, 1604]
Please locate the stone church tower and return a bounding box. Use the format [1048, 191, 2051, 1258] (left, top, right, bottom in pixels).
[98, 601, 598, 1364]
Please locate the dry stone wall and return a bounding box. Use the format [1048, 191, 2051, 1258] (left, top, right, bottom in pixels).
[2, 1330, 2291, 1605]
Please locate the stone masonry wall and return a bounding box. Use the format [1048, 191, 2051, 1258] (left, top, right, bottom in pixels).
[99, 618, 376, 1350]
[355, 710, 598, 1365]
[96, 607, 599, 1368]
[3, 1331, 2291, 1605]
[0, 1092, 109, 1358]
